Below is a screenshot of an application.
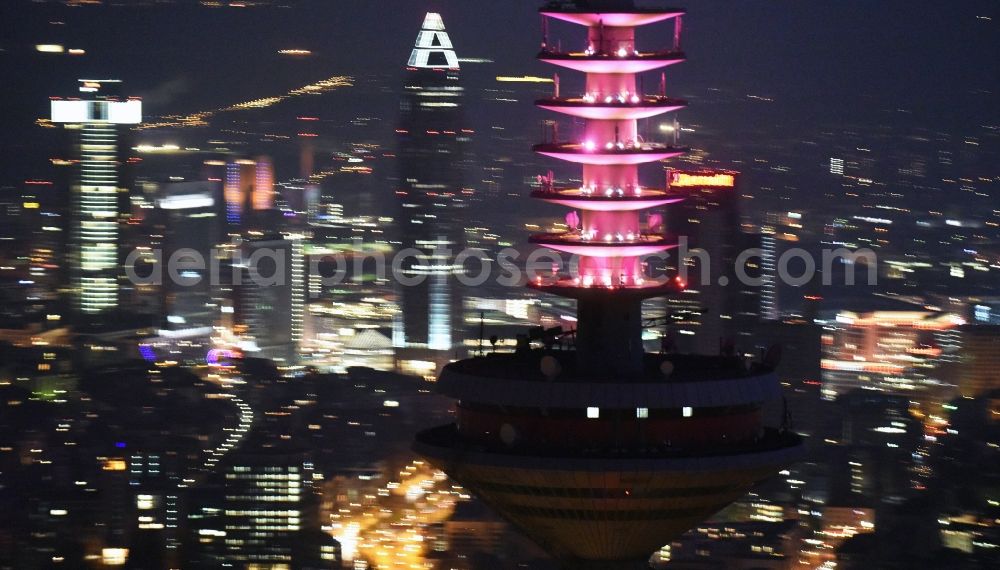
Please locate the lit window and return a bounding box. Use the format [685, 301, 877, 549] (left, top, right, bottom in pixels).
[586, 407, 600, 419]
[682, 406, 693, 418]
[101, 548, 128, 566]
[636, 408, 649, 419]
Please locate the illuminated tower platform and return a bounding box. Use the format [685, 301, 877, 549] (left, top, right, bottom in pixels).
[415, 2, 803, 568]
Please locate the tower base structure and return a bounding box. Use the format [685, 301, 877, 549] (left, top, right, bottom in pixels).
[415, 351, 803, 566]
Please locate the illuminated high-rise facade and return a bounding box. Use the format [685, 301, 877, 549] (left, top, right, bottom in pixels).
[203, 450, 339, 568]
[19, 180, 64, 300]
[416, 2, 803, 567]
[237, 234, 305, 363]
[665, 170, 760, 354]
[958, 325, 1000, 398]
[394, 12, 470, 358]
[224, 156, 275, 225]
[157, 182, 219, 329]
[821, 309, 963, 402]
[51, 79, 141, 314]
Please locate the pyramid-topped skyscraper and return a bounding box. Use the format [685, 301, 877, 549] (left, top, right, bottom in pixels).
[394, 13, 470, 370]
[407, 12, 460, 69]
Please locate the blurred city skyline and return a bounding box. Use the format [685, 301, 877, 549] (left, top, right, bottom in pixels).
[0, 1, 997, 568]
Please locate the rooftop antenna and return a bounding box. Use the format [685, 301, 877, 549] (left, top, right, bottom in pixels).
[674, 15, 683, 51]
[598, 18, 604, 54]
[479, 311, 485, 356]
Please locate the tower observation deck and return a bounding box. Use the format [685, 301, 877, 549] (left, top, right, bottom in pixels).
[415, 2, 804, 568]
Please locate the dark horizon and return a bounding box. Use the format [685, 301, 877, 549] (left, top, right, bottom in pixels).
[1, 0, 997, 187]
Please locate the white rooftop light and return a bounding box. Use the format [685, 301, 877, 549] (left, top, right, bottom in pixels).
[408, 12, 459, 69]
[421, 12, 445, 31]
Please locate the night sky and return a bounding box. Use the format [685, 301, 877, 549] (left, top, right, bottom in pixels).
[0, 0, 997, 186]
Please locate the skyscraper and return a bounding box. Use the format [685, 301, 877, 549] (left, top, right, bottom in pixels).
[19, 179, 64, 301]
[237, 234, 305, 363]
[416, 2, 803, 567]
[156, 182, 219, 330]
[394, 12, 471, 365]
[760, 230, 780, 319]
[821, 309, 964, 402]
[757, 209, 815, 321]
[224, 156, 275, 225]
[664, 170, 757, 354]
[958, 325, 1000, 398]
[189, 447, 340, 568]
[50, 79, 141, 314]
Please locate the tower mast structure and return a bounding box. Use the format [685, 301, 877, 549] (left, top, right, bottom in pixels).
[531, 0, 687, 377]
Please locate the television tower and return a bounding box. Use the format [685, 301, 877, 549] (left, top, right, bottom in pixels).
[416, 2, 803, 568]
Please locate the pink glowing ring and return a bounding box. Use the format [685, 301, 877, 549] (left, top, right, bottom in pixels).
[530, 233, 677, 258]
[534, 143, 686, 166]
[536, 99, 686, 121]
[540, 11, 685, 28]
[539, 54, 685, 74]
[528, 279, 684, 300]
[534, 152, 680, 166]
[533, 190, 683, 212]
[538, 243, 677, 257]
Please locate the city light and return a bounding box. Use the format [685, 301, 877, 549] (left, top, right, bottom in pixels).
[101, 548, 128, 566]
[1, 2, 996, 569]
[496, 75, 554, 83]
[669, 172, 737, 188]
